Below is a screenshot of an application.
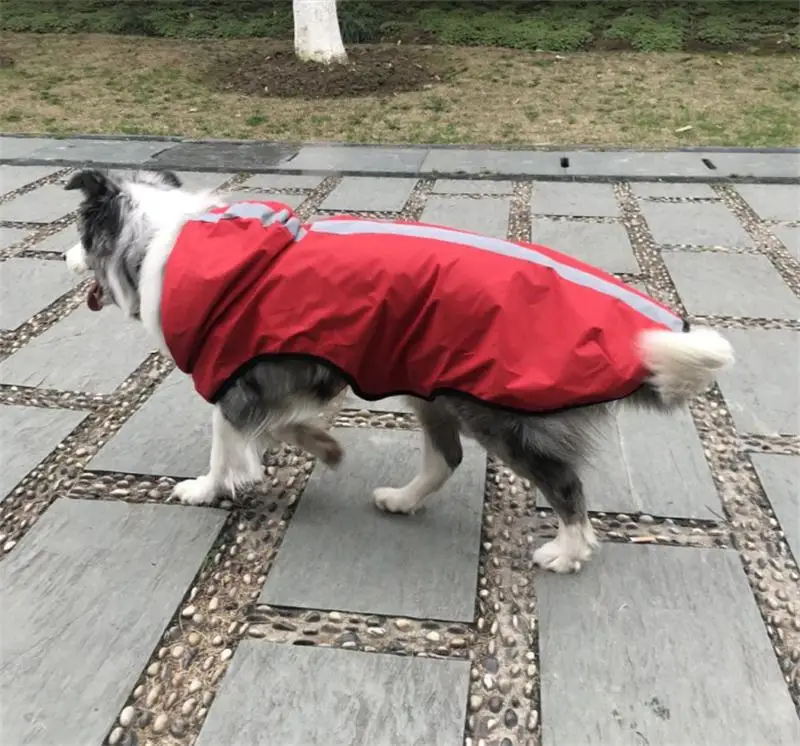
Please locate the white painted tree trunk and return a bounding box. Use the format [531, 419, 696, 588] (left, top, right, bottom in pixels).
[293, 0, 347, 64]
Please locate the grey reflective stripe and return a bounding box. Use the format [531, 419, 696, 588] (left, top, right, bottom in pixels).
[195, 201, 275, 223]
[309, 219, 684, 331]
[193, 202, 306, 240]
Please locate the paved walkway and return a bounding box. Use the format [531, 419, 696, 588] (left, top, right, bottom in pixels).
[0, 137, 798, 746]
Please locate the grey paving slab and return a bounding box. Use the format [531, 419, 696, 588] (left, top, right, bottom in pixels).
[0, 183, 76, 223]
[711, 151, 800, 180]
[564, 151, 709, 178]
[149, 141, 296, 171]
[225, 191, 307, 209]
[261, 428, 486, 621]
[420, 196, 510, 238]
[532, 218, 638, 274]
[342, 390, 414, 413]
[640, 201, 753, 246]
[319, 176, 418, 212]
[631, 181, 716, 199]
[0, 405, 87, 500]
[772, 225, 800, 260]
[0, 165, 60, 195]
[531, 182, 618, 217]
[0, 258, 79, 329]
[175, 170, 234, 191]
[286, 145, 427, 173]
[241, 173, 325, 190]
[751, 454, 800, 561]
[537, 405, 720, 518]
[30, 225, 80, 254]
[663, 251, 799, 319]
[421, 149, 563, 176]
[431, 178, 515, 195]
[26, 138, 167, 164]
[195, 642, 470, 746]
[0, 137, 60, 160]
[90, 369, 211, 478]
[716, 329, 799, 436]
[0, 497, 225, 746]
[736, 184, 799, 222]
[537, 544, 800, 746]
[0, 306, 154, 393]
[0, 226, 31, 250]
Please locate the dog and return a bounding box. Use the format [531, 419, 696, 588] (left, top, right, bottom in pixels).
[64, 169, 734, 574]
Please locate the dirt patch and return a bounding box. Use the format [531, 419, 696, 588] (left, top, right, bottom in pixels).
[2, 34, 797, 148]
[205, 42, 454, 99]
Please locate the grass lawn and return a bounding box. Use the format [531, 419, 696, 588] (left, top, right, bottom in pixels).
[1, 33, 798, 148]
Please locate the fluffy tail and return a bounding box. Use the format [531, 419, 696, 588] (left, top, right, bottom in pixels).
[632, 327, 734, 409]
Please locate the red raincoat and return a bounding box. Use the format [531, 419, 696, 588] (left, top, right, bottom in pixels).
[161, 201, 686, 412]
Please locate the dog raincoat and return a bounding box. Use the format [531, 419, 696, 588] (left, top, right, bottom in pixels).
[161, 201, 686, 413]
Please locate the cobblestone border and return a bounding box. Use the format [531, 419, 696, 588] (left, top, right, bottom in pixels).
[0, 167, 79, 260]
[0, 384, 106, 412]
[101, 446, 312, 745]
[636, 196, 723, 204]
[400, 177, 436, 221]
[689, 315, 800, 331]
[742, 434, 800, 456]
[715, 184, 800, 297]
[0, 352, 174, 555]
[0, 279, 89, 356]
[0, 166, 72, 206]
[0, 211, 80, 261]
[620, 184, 800, 715]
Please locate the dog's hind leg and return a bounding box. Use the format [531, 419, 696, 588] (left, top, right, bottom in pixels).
[529, 459, 597, 574]
[374, 398, 463, 514]
[501, 429, 597, 573]
[171, 405, 264, 506]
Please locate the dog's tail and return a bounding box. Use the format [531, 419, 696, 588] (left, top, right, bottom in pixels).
[628, 327, 734, 411]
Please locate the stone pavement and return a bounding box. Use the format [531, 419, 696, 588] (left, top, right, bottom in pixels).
[0, 136, 798, 746]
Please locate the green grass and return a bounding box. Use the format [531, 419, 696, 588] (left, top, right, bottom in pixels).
[0, 1, 797, 52]
[604, 7, 689, 52]
[2, 34, 797, 148]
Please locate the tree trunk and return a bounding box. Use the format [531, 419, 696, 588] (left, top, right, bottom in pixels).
[293, 0, 347, 64]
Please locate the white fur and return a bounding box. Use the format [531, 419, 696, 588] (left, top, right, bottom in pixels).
[638, 327, 734, 406]
[136, 185, 223, 352]
[374, 432, 453, 514]
[65, 242, 89, 273]
[533, 519, 598, 574]
[170, 406, 265, 505]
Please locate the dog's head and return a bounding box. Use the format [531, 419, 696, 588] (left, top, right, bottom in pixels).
[64, 168, 184, 318]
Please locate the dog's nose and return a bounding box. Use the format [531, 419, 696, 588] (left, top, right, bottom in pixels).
[64, 242, 90, 273]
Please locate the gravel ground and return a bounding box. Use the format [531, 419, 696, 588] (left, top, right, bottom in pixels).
[0, 169, 797, 745]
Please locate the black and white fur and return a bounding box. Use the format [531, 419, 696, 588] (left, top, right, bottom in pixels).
[64, 169, 734, 574]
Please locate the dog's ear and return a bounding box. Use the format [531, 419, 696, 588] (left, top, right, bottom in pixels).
[160, 170, 182, 188]
[64, 169, 120, 198]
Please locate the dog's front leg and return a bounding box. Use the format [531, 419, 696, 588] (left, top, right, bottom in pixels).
[171, 406, 264, 505]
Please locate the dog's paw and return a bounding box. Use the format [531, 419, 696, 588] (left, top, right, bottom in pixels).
[533, 523, 594, 574]
[318, 435, 344, 468]
[533, 539, 584, 573]
[373, 486, 418, 515]
[170, 476, 218, 506]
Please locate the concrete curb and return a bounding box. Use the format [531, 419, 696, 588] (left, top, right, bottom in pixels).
[2, 134, 798, 183]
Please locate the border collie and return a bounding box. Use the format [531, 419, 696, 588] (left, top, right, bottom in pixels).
[64, 169, 733, 573]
